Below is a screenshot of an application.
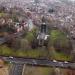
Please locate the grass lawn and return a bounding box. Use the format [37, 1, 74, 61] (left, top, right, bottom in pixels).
[16, 49, 48, 58]
[0, 45, 14, 56]
[0, 45, 48, 58]
[0, 13, 7, 17]
[53, 51, 72, 61]
[35, 67, 54, 75]
[49, 49, 72, 61]
[0, 45, 72, 61]
[24, 66, 54, 75]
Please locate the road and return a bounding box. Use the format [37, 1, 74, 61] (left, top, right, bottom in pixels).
[1, 56, 75, 69]
[9, 63, 24, 75]
[0, 56, 75, 75]
[0, 37, 6, 45]
[0, 31, 24, 45]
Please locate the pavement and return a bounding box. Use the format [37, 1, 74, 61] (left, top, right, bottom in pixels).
[1, 56, 75, 69]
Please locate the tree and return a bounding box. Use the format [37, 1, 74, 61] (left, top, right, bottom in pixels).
[11, 38, 21, 50]
[49, 29, 72, 55]
[20, 39, 31, 50]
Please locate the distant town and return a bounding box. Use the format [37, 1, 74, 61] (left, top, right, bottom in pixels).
[0, 0, 75, 75]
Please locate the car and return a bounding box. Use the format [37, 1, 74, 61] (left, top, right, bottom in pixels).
[53, 60, 57, 62]
[32, 60, 37, 64]
[9, 56, 13, 59]
[64, 61, 68, 64]
[9, 62, 12, 64]
[58, 62, 63, 67]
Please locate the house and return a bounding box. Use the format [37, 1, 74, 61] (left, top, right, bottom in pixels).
[0, 18, 5, 25]
[26, 19, 34, 31]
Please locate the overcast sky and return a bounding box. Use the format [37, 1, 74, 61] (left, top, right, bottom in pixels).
[71, 0, 75, 1]
[70, 0, 75, 1]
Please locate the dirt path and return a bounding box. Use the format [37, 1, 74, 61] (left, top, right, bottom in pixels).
[0, 66, 9, 75]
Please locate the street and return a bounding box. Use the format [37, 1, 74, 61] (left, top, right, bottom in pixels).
[9, 63, 24, 75]
[1, 56, 75, 69]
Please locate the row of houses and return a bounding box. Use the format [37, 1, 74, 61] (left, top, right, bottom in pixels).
[0, 16, 34, 33]
[14, 19, 34, 32]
